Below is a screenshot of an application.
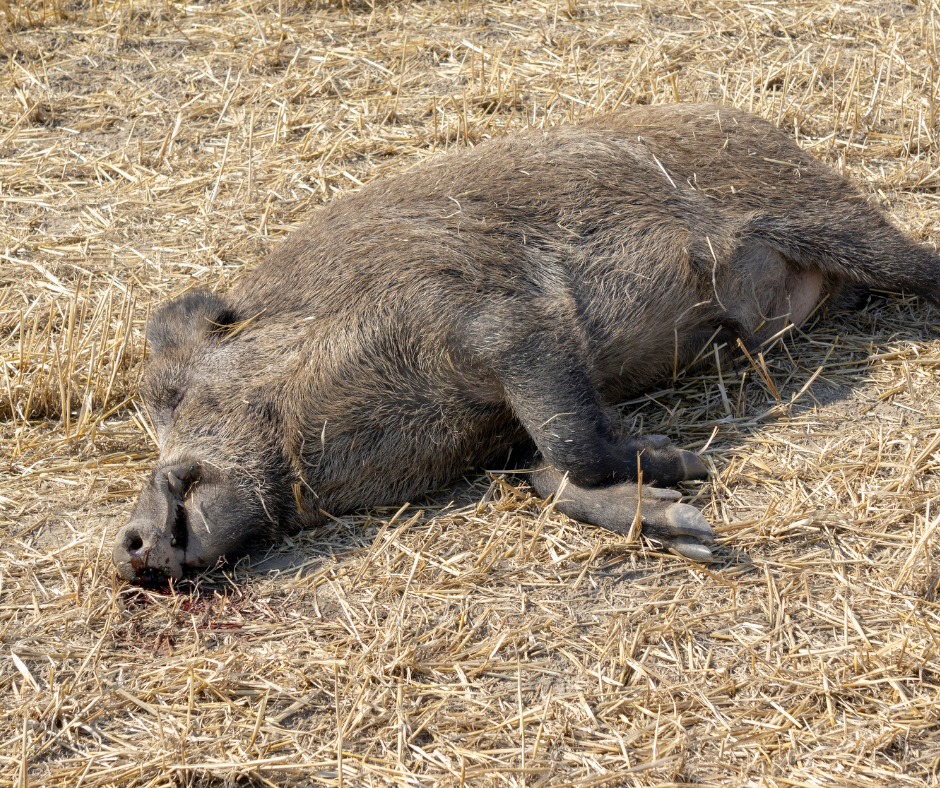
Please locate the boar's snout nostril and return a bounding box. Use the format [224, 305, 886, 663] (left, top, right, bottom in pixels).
[119, 524, 148, 556]
[125, 530, 145, 554]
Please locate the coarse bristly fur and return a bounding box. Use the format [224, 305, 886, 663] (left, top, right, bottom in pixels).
[112, 102, 940, 582]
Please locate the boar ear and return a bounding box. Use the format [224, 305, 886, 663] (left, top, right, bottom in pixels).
[147, 290, 238, 354]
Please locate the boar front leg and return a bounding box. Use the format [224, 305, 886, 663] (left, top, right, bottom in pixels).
[481, 318, 713, 559]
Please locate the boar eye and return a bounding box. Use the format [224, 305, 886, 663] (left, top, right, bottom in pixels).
[166, 388, 185, 415]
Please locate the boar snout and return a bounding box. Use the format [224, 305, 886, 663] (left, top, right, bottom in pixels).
[113, 518, 184, 582]
[115, 458, 281, 582]
[112, 464, 191, 581]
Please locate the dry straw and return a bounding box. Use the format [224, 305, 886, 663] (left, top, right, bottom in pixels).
[2, 0, 940, 785]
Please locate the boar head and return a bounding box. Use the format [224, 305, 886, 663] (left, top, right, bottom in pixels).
[112, 291, 295, 582]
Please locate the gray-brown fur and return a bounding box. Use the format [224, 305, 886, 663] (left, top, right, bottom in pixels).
[112, 102, 940, 581]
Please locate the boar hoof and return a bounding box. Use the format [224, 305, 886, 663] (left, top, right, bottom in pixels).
[625, 435, 709, 486]
[679, 452, 708, 481]
[635, 434, 672, 449]
[658, 503, 714, 562]
[669, 537, 715, 562]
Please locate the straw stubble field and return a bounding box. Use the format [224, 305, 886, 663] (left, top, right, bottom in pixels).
[2, 0, 940, 785]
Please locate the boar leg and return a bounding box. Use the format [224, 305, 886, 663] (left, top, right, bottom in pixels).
[529, 466, 714, 561]
[747, 212, 940, 306]
[490, 327, 707, 488]
[486, 326, 712, 558]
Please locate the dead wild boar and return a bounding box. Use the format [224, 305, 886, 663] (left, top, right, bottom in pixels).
[112, 102, 940, 582]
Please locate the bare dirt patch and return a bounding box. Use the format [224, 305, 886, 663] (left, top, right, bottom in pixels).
[2, 1, 940, 786]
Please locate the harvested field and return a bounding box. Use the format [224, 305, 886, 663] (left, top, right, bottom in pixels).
[3, 0, 940, 785]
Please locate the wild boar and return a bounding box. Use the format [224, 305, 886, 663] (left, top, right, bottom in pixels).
[112, 102, 940, 582]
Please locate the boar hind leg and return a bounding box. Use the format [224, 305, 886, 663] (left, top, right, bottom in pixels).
[530, 466, 714, 562]
[749, 210, 940, 306]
